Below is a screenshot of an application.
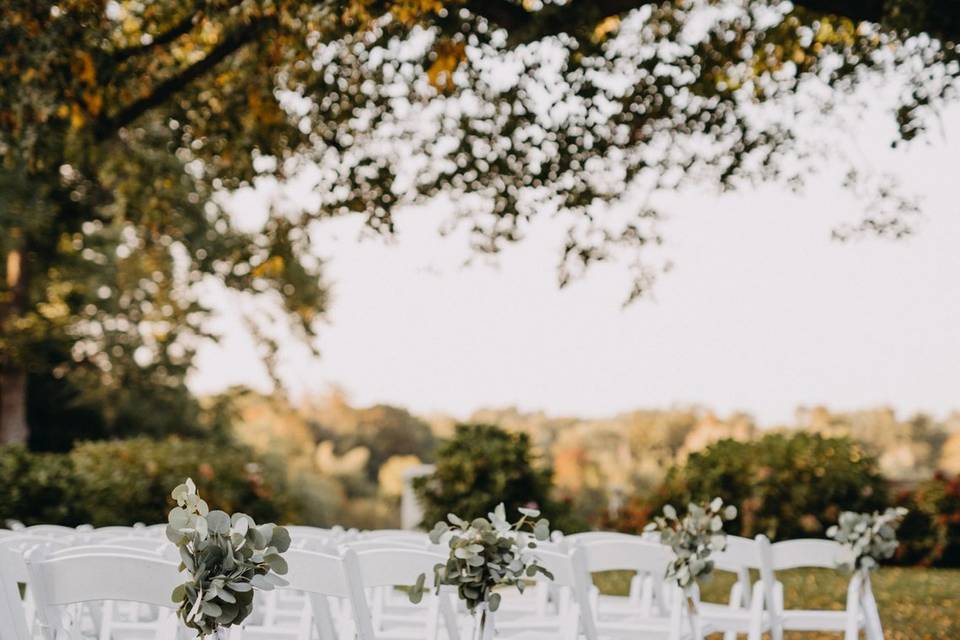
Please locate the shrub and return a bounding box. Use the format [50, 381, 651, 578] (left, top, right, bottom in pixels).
[413, 424, 580, 532]
[632, 432, 888, 540]
[0, 437, 300, 527]
[894, 473, 960, 567]
[0, 445, 85, 525]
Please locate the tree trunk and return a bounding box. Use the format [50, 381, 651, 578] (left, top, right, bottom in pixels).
[1, 239, 29, 444]
[0, 366, 28, 444]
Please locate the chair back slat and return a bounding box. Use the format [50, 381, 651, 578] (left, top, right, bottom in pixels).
[577, 538, 672, 575]
[713, 535, 764, 572]
[353, 547, 446, 588]
[22, 525, 78, 539]
[343, 539, 427, 553]
[529, 548, 578, 587]
[282, 548, 353, 598]
[26, 548, 181, 607]
[563, 531, 639, 548]
[768, 539, 843, 570]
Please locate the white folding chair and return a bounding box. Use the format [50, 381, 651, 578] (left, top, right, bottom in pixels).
[47, 543, 177, 638]
[575, 537, 708, 640]
[561, 532, 652, 614]
[352, 546, 460, 640]
[25, 546, 184, 640]
[0, 535, 73, 640]
[759, 537, 881, 640]
[231, 547, 375, 640]
[698, 535, 771, 640]
[483, 547, 582, 640]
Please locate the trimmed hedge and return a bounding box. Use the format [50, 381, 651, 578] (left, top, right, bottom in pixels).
[605, 433, 960, 567]
[609, 433, 889, 540]
[0, 438, 299, 527]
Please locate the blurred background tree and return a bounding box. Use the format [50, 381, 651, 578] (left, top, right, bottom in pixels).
[413, 423, 580, 531]
[3, 0, 960, 443]
[627, 431, 889, 539]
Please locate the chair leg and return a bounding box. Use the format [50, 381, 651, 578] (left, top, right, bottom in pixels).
[861, 576, 884, 640]
[722, 581, 744, 640]
[844, 571, 865, 640]
[439, 592, 461, 640]
[746, 582, 765, 640]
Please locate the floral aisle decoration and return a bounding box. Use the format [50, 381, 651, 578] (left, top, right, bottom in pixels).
[826, 506, 908, 639]
[409, 503, 554, 640]
[167, 478, 291, 638]
[826, 506, 909, 572]
[645, 498, 737, 636]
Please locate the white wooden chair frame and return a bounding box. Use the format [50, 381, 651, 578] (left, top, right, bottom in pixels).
[759, 537, 883, 640]
[24, 546, 184, 640]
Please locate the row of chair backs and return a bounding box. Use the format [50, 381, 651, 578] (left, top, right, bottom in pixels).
[9, 535, 452, 640]
[0, 524, 867, 640]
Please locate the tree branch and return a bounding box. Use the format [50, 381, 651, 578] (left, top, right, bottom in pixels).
[466, 0, 960, 45]
[112, 8, 204, 63]
[98, 15, 276, 138]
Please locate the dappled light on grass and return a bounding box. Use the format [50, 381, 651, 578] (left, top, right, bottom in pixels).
[593, 567, 960, 639]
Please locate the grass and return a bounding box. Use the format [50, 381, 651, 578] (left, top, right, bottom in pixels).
[592, 567, 960, 639]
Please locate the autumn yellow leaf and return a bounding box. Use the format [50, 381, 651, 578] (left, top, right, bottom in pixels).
[593, 16, 621, 43]
[82, 89, 103, 116]
[74, 51, 97, 85]
[253, 255, 285, 278]
[427, 39, 466, 93]
[390, 0, 443, 26]
[69, 103, 85, 129]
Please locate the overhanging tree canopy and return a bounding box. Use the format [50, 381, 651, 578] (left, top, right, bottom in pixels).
[1, 0, 957, 442]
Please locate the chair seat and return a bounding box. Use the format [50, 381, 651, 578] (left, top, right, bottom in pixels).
[780, 608, 864, 631]
[697, 603, 771, 632]
[596, 616, 717, 638]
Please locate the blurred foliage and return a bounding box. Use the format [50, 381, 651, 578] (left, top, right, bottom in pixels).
[894, 472, 960, 567]
[0, 445, 83, 524]
[26, 344, 234, 452]
[231, 389, 436, 528]
[414, 423, 582, 532]
[4, 0, 960, 444]
[451, 406, 956, 530]
[310, 391, 435, 480]
[613, 432, 889, 540]
[0, 437, 298, 526]
[797, 407, 950, 482]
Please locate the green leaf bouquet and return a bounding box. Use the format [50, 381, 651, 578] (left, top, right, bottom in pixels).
[166, 478, 291, 637]
[409, 502, 554, 637]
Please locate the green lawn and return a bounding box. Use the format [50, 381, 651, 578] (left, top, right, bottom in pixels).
[593, 567, 960, 640]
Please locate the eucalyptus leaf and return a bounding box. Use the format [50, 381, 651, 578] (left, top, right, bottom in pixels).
[271, 527, 291, 553]
[206, 511, 231, 535]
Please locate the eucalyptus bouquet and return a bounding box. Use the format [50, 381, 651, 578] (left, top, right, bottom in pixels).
[409, 503, 553, 635]
[827, 507, 908, 572]
[644, 498, 738, 589]
[166, 478, 291, 637]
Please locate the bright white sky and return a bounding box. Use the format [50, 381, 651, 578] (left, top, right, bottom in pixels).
[190, 101, 960, 427]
